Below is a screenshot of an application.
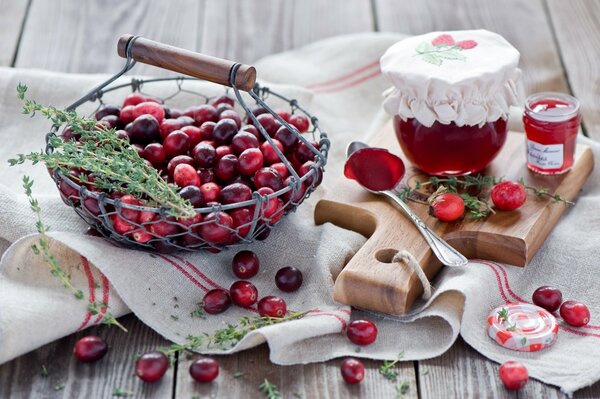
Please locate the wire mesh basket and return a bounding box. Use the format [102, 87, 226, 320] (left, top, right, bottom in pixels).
[47, 35, 329, 253]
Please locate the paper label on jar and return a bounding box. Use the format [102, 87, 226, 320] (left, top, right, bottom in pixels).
[527, 140, 564, 169]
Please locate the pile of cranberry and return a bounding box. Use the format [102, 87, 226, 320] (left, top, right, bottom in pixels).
[59, 91, 322, 250]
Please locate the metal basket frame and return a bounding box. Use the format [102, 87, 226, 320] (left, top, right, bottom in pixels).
[47, 37, 329, 252]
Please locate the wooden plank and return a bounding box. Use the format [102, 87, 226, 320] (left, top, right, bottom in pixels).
[374, 0, 569, 95]
[0, 0, 30, 66]
[418, 337, 567, 399]
[14, 0, 205, 76]
[547, 0, 600, 139]
[200, 0, 374, 63]
[176, 343, 417, 398]
[0, 315, 174, 399]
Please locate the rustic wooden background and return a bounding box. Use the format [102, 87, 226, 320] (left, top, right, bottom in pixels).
[1, 0, 599, 398]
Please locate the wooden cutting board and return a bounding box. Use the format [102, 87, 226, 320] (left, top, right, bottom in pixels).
[314, 122, 594, 315]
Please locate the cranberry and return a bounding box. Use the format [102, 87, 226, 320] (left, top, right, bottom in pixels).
[257, 296, 287, 317]
[254, 167, 284, 191]
[129, 114, 160, 144]
[270, 162, 289, 179]
[212, 95, 235, 107]
[197, 168, 215, 184]
[429, 193, 465, 222]
[274, 126, 299, 152]
[256, 227, 271, 240]
[73, 336, 108, 363]
[132, 230, 153, 244]
[174, 164, 201, 188]
[219, 183, 252, 204]
[260, 139, 285, 165]
[200, 211, 233, 244]
[122, 93, 146, 107]
[101, 115, 122, 129]
[134, 101, 165, 123]
[230, 208, 253, 239]
[215, 154, 239, 182]
[247, 106, 268, 123]
[231, 132, 260, 154]
[119, 194, 142, 222]
[275, 266, 303, 292]
[95, 104, 120, 120]
[347, 320, 378, 346]
[149, 217, 181, 238]
[189, 358, 219, 383]
[179, 185, 205, 207]
[256, 187, 278, 217]
[163, 130, 191, 158]
[219, 110, 242, 129]
[532, 286, 563, 312]
[159, 119, 184, 140]
[289, 114, 310, 133]
[213, 119, 238, 145]
[230, 281, 259, 308]
[83, 194, 101, 216]
[181, 125, 203, 147]
[255, 113, 279, 137]
[167, 155, 195, 176]
[560, 300, 590, 327]
[491, 181, 527, 211]
[200, 182, 221, 203]
[135, 351, 169, 383]
[241, 124, 260, 140]
[60, 126, 80, 141]
[215, 103, 234, 116]
[275, 109, 291, 122]
[238, 148, 264, 175]
[110, 214, 135, 234]
[299, 161, 321, 186]
[190, 142, 216, 168]
[177, 115, 195, 127]
[499, 360, 528, 390]
[119, 105, 136, 124]
[167, 108, 183, 118]
[295, 140, 320, 164]
[340, 358, 365, 384]
[203, 288, 232, 314]
[177, 213, 203, 228]
[192, 104, 219, 125]
[215, 145, 233, 160]
[141, 143, 166, 166]
[232, 250, 260, 279]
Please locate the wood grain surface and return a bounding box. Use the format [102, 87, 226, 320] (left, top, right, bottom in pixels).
[3, 0, 600, 398]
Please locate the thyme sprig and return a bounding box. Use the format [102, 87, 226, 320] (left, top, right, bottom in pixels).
[518, 178, 574, 205]
[22, 176, 127, 332]
[396, 380, 410, 398]
[459, 193, 495, 220]
[259, 379, 282, 399]
[379, 351, 405, 381]
[9, 83, 194, 219]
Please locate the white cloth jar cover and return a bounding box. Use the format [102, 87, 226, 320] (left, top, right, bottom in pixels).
[380, 29, 521, 127]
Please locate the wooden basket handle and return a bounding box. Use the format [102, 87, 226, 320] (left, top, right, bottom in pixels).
[117, 34, 257, 92]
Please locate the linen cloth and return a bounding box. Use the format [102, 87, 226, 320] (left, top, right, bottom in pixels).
[0, 32, 599, 395]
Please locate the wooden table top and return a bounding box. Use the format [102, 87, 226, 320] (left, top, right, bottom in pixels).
[1, 1, 599, 398]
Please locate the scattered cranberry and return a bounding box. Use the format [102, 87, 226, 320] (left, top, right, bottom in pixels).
[289, 114, 310, 133]
[340, 358, 365, 384]
[560, 300, 590, 327]
[491, 181, 527, 211]
[189, 358, 219, 383]
[173, 164, 201, 188]
[203, 289, 232, 314]
[136, 351, 169, 383]
[230, 281, 259, 308]
[429, 193, 465, 222]
[232, 250, 260, 279]
[532, 286, 563, 312]
[73, 336, 108, 363]
[275, 266, 303, 292]
[499, 360, 528, 390]
[346, 320, 378, 346]
[257, 296, 287, 317]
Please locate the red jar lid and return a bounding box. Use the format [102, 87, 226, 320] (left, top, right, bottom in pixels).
[487, 303, 558, 352]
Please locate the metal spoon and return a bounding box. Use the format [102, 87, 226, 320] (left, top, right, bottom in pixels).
[345, 141, 468, 267]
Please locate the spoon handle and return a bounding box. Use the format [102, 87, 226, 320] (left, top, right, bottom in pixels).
[382, 191, 468, 267]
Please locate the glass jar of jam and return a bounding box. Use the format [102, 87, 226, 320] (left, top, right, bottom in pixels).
[523, 92, 580, 175]
[380, 30, 521, 176]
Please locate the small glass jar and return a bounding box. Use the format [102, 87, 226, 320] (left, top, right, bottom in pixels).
[523, 92, 580, 175]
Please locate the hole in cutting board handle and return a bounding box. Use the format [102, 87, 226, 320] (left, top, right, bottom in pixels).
[374, 248, 399, 263]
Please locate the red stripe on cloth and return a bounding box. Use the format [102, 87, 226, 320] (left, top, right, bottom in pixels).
[77, 256, 96, 331]
[170, 255, 223, 290]
[305, 59, 380, 89]
[307, 309, 349, 329]
[92, 273, 110, 325]
[313, 69, 381, 94]
[156, 254, 209, 292]
[477, 261, 511, 303]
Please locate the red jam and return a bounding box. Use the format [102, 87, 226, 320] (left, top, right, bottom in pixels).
[394, 116, 508, 176]
[344, 148, 405, 191]
[523, 93, 580, 175]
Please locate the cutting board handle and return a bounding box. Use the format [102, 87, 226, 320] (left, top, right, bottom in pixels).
[117, 34, 257, 92]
